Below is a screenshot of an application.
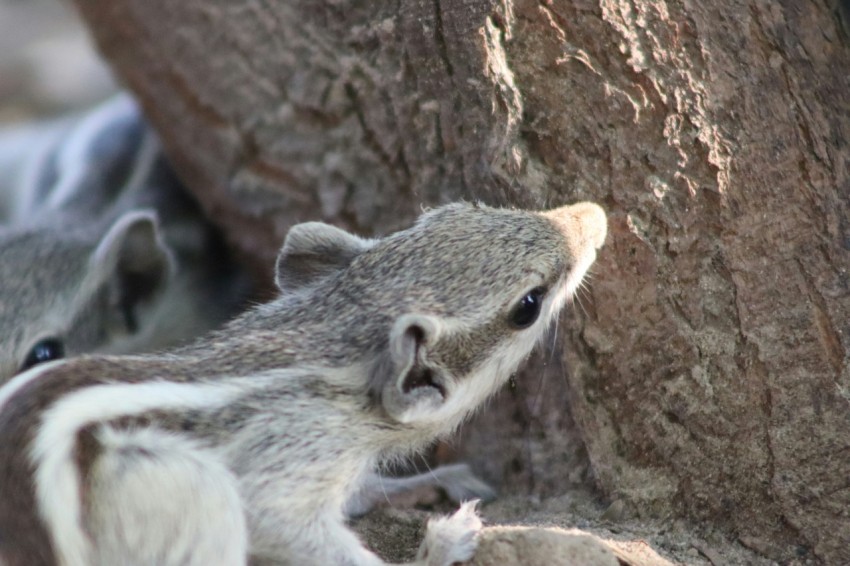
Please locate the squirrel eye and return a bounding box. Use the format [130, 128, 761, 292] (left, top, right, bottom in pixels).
[21, 338, 65, 372]
[508, 287, 547, 329]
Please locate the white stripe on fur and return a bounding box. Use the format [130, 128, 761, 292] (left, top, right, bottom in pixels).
[0, 360, 66, 414]
[30, 380, 241, 566]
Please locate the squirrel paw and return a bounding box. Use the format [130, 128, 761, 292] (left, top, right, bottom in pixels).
[417, 500, 481, 566]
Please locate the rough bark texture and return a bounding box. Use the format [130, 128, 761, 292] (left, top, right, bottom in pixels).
[71, 0, 850, 563]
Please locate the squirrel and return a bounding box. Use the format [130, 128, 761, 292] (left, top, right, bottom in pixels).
[0, 94, 250, 382]
[0, 199, 607, 565]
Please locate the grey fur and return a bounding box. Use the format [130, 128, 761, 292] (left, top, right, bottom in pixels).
[0, 200, 607, 565]
[0, 95, 250, 381]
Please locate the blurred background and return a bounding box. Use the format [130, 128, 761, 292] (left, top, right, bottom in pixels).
[0, 0, 115, 124]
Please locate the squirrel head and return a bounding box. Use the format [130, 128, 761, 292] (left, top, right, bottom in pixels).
[0, 210, 174, 380]
[274, 201, 607, 430]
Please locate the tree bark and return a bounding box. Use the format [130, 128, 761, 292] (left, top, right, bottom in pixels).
[72, 0, 850, 562]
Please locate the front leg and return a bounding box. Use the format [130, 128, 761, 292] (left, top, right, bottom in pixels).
[345, 464, 496, 517]
[253, 517, 391, 566]
[249, 502, 481, 566]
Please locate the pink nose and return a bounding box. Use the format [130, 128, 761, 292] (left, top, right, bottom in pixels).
[541, 202, 608, 253]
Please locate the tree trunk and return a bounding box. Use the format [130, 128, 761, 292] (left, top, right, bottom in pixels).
[71, 0, 850, 562]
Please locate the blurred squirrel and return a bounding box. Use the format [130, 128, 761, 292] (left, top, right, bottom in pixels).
[0, 95, 251, 381]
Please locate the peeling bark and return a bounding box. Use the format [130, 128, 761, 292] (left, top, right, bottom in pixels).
[72, 0, 850, 562]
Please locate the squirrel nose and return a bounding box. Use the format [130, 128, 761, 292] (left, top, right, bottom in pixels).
[541, 202, 608, 252]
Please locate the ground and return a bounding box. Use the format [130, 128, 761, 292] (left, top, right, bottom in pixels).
[354, 477, 786, 565]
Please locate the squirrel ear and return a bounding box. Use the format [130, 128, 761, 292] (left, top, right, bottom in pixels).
[275, 221, 373, 293]
[91, 210, 175, 332]
[54, 95, 147, 209]
[380, 314, 447, 424]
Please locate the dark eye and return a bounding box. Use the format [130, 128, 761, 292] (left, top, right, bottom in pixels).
[21, 338, 65, 372]
[509, 287, 547, 329]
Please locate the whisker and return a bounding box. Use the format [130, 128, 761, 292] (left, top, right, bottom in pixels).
[378, 466, 391, 507]
[549, 312, 561, 357]
[579, 287, 592, 308]
[422, 453, 437, 480]
[574, 291, 589, 318]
